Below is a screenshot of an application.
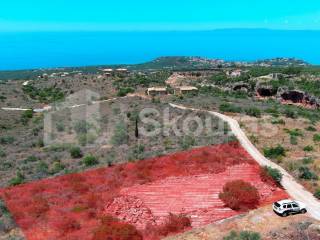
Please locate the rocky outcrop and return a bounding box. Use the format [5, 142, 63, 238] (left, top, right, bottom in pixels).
[256, 86, 277, 97]
[255, 84, 320, 109]
[277, 88, 320, 109]
[231, 82, 251, 92]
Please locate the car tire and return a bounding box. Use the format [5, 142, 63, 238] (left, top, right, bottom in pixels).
[301, 209, 307, 214]
[282, 212, 288, 217]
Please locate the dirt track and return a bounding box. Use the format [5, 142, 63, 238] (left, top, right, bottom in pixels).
[169, 103, 320, 221]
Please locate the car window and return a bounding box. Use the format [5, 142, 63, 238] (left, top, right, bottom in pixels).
[292, 204, 298, 208]
[283, 205, 287, 208]
[287, 204, 292, 208]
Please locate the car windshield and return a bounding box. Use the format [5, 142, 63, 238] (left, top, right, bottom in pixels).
[274, 202, 281, 207]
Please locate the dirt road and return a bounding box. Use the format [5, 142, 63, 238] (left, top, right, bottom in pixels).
[169, 103, 320, 221]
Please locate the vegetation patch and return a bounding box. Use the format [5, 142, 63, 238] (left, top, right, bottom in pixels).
[219, 180, 260, 210]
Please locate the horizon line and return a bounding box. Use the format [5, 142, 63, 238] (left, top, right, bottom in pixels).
[1, 27, 320, 33]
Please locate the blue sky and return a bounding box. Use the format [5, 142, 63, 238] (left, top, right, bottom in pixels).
[0, 0, 320, 31]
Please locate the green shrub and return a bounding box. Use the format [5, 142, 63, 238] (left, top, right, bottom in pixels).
[56, 122, 65, 132]
[219, 103, 242, 113]
[0, 136, 15, 145]
[21, 109, 33, 125]
[0, 147, 6, 157]
[262, 166, 283, 185]
[24, 155, 39, 163]
[290, 136, 298, 145]
[180, 135, 196, 150]
[223, 230, 261, 240]
[271, 118, 285, 125]
[299, 166, 318, 180]
[111, 121, 128, 146]
[23, 85, 64, 103]
[283, 108, 297, 119]
[9, 171, 25, 186]
[245, 107, 261, 118]
[313, 134, 320, 142]
[36, 161, 49, 174]
[302, 157, 314, 164]
[303, 145, 314, 152]
[306, 126, 317, 132]
[82, 154, 99, 167]
[77, 132, 97, 146]
[128, 144, 145, 161]
[0, 95, 7, 102]
[285, 128, 303, 144]
[0, 200, 9, 215]
[73, 120, 91, 134]
[117, 87, 134, 97]
[263, 145, 286, 159]
[70, 146, 83, 158]
[50, 161, 65, 174]
[314, 189, 320, 199]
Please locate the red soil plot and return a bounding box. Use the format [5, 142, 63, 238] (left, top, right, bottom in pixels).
[0, 142, 287, 240]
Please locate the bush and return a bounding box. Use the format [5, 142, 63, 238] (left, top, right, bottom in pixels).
[180, 135, 195, 150]
[73, 120, 91, 134]
[313, 134, 320, 143]
[271, 118, 285, 125]
[260, 166, 282, 185]
[303, 145, 314, 152]
[21, 109, 33, 125]
[77, 132, 97, 146]
[50, 161, 65, 174]
[0, 136, 15, 145]
[224, 230, 261, 240]
[245, 107, 261, 118]
[283, 108, 297, 119]
[219, 103, 242, 113]
[128, 144, 145, 161]
[36, 161, 49, 174]
[56, 122, 65, 132]
[93, 216, 143, 240]
[263, 145, 286, 159]
[70, 146, 83, 158]
[306, 126, 317, 132]
[0, 147, 6, 157]
[9, 171, 25, 186]
[302, 157, 314, 164]
[24, 155, 39, 163]
[219, 180, 260, 210]
[314, 189, 320, 199]
[117, 87, 135, 97]
[111, 121, 128, 146]
[158, 213, 191, 236]
[82, 155, 99, 167]
[298, 166, 318, 180]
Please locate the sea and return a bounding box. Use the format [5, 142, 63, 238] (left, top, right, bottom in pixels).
[0, 29, 319, 70]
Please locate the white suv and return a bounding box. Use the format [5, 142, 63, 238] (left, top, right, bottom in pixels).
[273, 199, 307, 217]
